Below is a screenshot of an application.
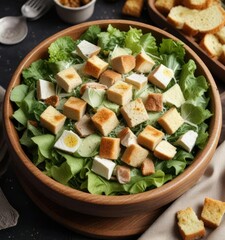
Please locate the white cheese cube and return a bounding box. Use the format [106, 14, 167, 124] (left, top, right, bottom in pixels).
[118, 127, 137, 147]
[54, 130, 81, 153]
[135, 51, 155, 73]
[148, 64, 174, 89]
[56, 67, 82, 93]
[163, 83, 185, 108]
[40, 106, 66, 134]
[76, 40, 101, 59]
[177, 130, 198, 152]
[37, 79, 56, 100]
[107, 81, 133, 106]
[154, 140, 177, 160]
[92, 155, 116, 180]
[120, 98, 149, 128]
[125, 73, 148, 90]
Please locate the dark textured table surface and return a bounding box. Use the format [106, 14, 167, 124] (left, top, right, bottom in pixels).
[0, 1, 224, 240]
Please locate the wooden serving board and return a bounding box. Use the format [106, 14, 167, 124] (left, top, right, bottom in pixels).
[147, 0, 225, 84]
[18, 173, 167, 239]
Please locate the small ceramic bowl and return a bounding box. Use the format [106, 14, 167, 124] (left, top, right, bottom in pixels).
[54, 0, 96, 24]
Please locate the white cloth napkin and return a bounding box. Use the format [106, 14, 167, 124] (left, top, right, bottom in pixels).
[139, 140, 225, 240]
[0, 85, 19, 230]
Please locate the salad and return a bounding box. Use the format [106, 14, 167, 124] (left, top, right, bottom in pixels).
[10, 25, 212, 195]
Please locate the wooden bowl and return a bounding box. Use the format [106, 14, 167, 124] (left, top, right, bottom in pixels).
[147, 0, 225, 84]
[3, 20, 222, 238]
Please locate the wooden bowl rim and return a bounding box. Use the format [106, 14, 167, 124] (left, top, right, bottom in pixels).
[3, 19, 222, 206]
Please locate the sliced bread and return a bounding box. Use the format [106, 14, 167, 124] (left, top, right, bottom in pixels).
[167, 5, 197, 29]
[182, 5, 225, 36]
[183, 0, 213, 10]
[201, 197, 225, 228]
[177, 207, 205, 240]
[199, 33, 223, 58]
[215, 25, 225, 44]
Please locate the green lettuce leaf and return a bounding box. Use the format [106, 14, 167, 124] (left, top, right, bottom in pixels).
[22, 59, 51, 88]
[80, 25, 101, 44]
[181, 102, 212, 125]
[50, 152, 84, 185]
[98, 24, 126, 51]
[10, 84, 28, 107]
[159, 39, 185, 62]
[31, 134, 55, 160]
[196, 122, 209, 149]
[155, 150, 193, 175]
[179, 60, 209, 101]
[48, 36, 75, 62]
[125, 27, 143, 54]
[139, 33, 158, 55]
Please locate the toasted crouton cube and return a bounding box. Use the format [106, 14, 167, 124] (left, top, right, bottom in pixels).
[122, 0, 144, 17]
[107, 81, 133, 106]
[115, 165, 131, 184]
[99, 137, 121, 160]
[76, 40, 101, 59]
[154, 140, 177, 160]
[201, 197, 225, 228]
[157, 107, 184, 135]
[83, 55, 109, 79]
[120, 98, 149, 128]
[148, 64, 174, 89]
[121, 144, 149, 167]
[137, 125, 164, 151]
[40, 106, 66, 134]
[155, 0, 180, 15]
[117, 127, 137, 147]
[63, 97, 87, 121]
[125, 73, 148, 90]
[91, 107, 119, 136]
[141, 158, 155, 176]
[74, 115, 95, 137]
[111, 55, 136, 74]
[135, 51, 155, 73]
[56, 67, 82, 93]
[177, 207, 205, 240]
[145, 93, 163, 112]
[99, 70, 122, 87]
